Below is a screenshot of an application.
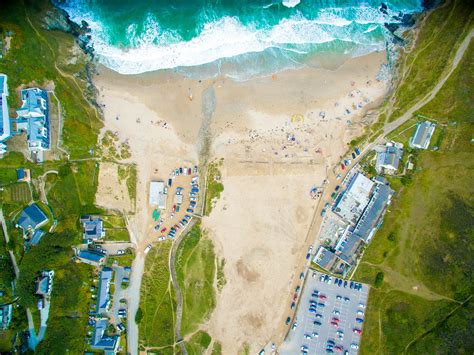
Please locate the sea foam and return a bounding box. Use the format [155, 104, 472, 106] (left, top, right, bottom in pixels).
[58, 2, 422, 76]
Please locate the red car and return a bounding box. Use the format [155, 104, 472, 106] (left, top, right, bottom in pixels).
[353, 328, 362, 335]
[341, 163, 346, 170]
[293, 293, 298, 301]
[332, 317, 340, 323]
[174, 224, 180, 230]
[335, 346, 343, 352]
[188, 168, 192, 175]
[331, 322, 338, 327]
[319, 295, 327, 300]
[160, 227, 167, 233]
[172, 204, 176, 212]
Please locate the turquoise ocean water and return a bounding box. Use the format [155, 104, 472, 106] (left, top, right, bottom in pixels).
[55, 0, 424, 79]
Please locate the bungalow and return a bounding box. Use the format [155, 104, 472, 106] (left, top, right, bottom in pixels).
[97, 268, 113, 315]
[375, 142, 403, 174]
[16, 88, 50, 162]
[409, 121, 436, 149]
[0, 73, 11, 145]
[90, 319, 119, 353]
[17, 203, 48, 234]
[80, 215, 105, 242]
[77, 250, 105, 266]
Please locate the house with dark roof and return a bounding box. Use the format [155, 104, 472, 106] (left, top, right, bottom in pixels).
[77, 250, 105, 266]
[17, 203, 48, 234]
[409, 121, 436, 149]
[97, 268, 113, 315]
[80, 215, 105, 242]
[90, 319, 119, 353]
[313, 246, 349, 275]
[15, 88, 50, 162]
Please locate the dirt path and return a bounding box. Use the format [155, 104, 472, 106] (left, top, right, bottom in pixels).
[168, 219, 198, 355]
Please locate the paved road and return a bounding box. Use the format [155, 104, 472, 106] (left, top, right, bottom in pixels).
[0, 209, 20, 279]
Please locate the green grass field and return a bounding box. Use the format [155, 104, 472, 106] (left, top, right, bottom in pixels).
[175, 224, 216, 336]
[139, 241, 176, 348]
[185, 330, 212, 354]
[356, 24, 473, 354]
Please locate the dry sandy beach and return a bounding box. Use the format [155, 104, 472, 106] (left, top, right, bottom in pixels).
[93, 51, 389, 353]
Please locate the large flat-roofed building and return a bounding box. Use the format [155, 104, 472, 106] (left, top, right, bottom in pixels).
[333, 173, 374, 225]
[409, 121, 436, 149]
[375, 142, 403, 174]
[16, 88, 50, 162]
[0, 74, 11, 146]
[334, 228, 364, 266]
[149, 181, 166, 209]
[353, 180, 394, 243]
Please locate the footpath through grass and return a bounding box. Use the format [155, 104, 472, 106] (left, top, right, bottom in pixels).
[356, 25, 474, 354]
[176, 224, 217, 336]
[388, 0, 473, 122]
[138, 241, 176, 349]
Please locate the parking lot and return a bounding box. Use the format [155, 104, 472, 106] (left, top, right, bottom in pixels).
[280, 271, 369, 354]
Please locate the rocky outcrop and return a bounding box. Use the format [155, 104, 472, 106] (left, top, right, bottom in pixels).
[41, 6, 94, 57]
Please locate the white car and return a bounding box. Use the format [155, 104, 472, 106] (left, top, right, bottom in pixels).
[359, 302, 365, 309]
[291, 322, 298, 331]
[117, 250, 125, 255]
[144, 244, 152, 254]
[351, 344, 359, 350]
[157, 236, 166, 242]
[304, 334, 312, 340]
[357, 310, 365, 316]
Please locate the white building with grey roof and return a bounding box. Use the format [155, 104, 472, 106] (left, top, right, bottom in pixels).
[409, 121, 436, 149]
[375, 142, 403, 174]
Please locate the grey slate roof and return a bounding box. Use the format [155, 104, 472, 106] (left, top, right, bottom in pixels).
[17, 204, 48, 231]
[336, 232, 363, 265]
[353, 183, 393, 242]
[97, 268, 113, 315]
[91, 319, 119, 352]
[80, 215, 105, 240]
[410, 121, 435, 149]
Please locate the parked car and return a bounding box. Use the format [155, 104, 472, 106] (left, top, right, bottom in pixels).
[157, 236, 165, 241]
[179, 167, 183, 174]
[291, 322, 298, 331]
[290, 302, 295, 310]
[356, 318, 364, 323]
[313, 321, 322, 326]
[355, 147, 361, 155]
[117, 250, 125, 255]
[352, 152, 356, 159]
[168, 178, 172, 187]
[335, 185, 340, 191]
[353, 328, 362, 335]
[285, 317, 291, 325]
[144, 244, 152, 254]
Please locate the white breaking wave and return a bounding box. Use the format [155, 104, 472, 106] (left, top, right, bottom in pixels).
[59, 3, 419, 75]
[282, 0, 301, 8]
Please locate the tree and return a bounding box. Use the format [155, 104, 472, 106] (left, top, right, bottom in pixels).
[374, 271, 384, 288]
[135, 307, 143, 324]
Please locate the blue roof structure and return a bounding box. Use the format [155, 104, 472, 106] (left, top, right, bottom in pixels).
[17, 204, 48, 231]
[16, 88, 50, 153]
[16, 168, 25, 180]
[80, 216, 105, 241]
[91, 319, 119, 352]
[0, 73, 11, 143]
[29, 230, 45, 246]
[97, 268, 113, 314]
[78, 250, 104, 263]
[353, 182, 393, 242]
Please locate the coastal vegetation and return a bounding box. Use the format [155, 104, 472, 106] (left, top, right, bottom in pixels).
[175, 224, 216, 336]
[139, 241, 176, 348]
[185, 330, 212, 354]
[388, 0, 473, 122]
[204, 160, 224, 216]
[356, 14, 473, 353]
